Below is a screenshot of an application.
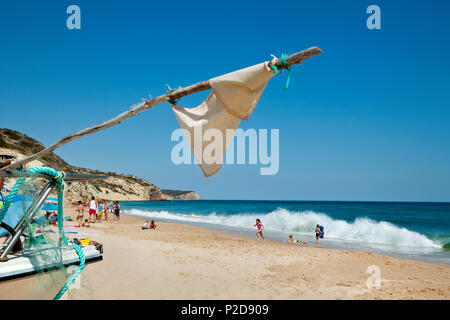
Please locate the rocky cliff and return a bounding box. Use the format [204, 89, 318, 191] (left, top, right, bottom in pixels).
[161, 190, 201, 200]
[0, 128, 199, 201]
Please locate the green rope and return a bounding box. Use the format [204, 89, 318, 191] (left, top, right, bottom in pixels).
[269, 54, 292, 90]
[53, 242, 85, 300]
[280, 54, 291, 90]
[26, 167, 68, 246]
[269, 63, 278, 74]
[26, 167, 84, 300]
[0, 166, 85, 300]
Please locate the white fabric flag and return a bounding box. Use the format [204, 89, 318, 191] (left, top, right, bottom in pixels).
[172, 62, 275, 177]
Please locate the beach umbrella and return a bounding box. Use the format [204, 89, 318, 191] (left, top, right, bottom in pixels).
[41, 203, 58, 211]
[45, 197, 58, 204]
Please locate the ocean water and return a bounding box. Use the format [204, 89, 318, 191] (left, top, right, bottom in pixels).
[121, 200, 450, 265]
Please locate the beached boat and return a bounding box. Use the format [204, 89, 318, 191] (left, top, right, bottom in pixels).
[0, 168, 106, 299]
[0, 243, 102, 299]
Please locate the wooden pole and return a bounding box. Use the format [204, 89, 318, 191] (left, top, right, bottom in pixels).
[1, 46, 322, 172]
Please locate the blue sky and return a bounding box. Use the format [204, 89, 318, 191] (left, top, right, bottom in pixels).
[1, 0, 449, 201]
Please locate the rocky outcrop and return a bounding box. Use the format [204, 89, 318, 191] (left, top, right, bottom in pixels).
[0, 128, 198, 202]
[161, 190, 201, 200]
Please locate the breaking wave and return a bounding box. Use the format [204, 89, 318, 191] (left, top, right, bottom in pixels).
[125, 207, 442, 249]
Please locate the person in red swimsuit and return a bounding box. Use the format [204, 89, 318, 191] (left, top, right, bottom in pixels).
[88, 196, 97, 223]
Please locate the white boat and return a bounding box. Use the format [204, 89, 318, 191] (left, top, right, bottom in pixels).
[0, 170, 106, 300]
[0, 243, 102, 300]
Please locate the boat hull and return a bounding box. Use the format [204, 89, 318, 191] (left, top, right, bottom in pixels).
[0, 244, 102, 299]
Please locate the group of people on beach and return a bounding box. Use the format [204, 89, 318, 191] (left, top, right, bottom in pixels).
[253, 219, 324, 243]
[75, 196, 121, 227]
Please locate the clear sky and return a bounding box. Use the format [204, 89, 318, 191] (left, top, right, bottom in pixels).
[1, 0, 449, 201]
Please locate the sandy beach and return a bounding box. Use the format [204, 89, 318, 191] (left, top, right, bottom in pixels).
[58, 206, 450, 300]
[2, 0, 450, 306]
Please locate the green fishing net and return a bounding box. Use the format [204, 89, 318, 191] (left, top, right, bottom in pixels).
[0, 167, 84, 299]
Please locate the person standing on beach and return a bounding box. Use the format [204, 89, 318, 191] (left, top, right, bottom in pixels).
[97, 202, 103, 223]
[315, 224, 321, 242]
[89, 196, 97, 223]
[76, 200, 84, 225]
[104, 201, 109, 222]
[113, 201, 121, 221]
[254, 219, 264, 240]
[112, 201, 116, 220]
[116, 201, 121, 221]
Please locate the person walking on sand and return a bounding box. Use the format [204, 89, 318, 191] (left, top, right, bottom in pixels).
[254, 219, 264, 240]
[88, 196, 97, 223]
[76, 200, 84, 225]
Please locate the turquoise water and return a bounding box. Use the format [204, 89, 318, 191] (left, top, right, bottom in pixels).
[121, 200, 450, 265]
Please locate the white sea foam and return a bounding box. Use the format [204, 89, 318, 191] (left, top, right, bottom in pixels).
[125, 208, 441, 249]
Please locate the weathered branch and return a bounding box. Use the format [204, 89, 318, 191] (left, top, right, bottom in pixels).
[1, 46, 322, 172]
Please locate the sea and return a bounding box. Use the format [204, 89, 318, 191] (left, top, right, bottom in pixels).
[121, 200, 450, 265]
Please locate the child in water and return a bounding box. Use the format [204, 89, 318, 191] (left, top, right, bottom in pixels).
[315, 224, 323, 242]
[254, 219, 264, 240]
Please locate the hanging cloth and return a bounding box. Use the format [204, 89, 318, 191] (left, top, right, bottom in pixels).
[172, 62, 276, 177]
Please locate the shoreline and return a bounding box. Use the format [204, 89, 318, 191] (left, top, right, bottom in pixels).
[123, 211, 450, 267]
[60, 206, 450, 300]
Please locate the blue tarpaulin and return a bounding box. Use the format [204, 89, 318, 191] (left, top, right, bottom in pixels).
[0, 195, 32, 237]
